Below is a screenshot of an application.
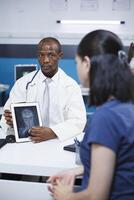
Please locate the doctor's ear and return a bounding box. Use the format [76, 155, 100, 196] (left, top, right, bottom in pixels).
[83, 56, 90, 73]
[58, 51, 63, 59]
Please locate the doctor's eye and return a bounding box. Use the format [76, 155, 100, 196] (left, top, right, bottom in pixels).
[48, 53, 56, 58]
[39, 53, 44, 57]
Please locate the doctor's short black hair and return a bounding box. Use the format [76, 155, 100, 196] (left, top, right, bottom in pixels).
[37, 37, 62, 53]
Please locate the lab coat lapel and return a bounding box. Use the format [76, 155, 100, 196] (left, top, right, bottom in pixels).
[26, 82, 37, 102]
[26, 72, 40, 102]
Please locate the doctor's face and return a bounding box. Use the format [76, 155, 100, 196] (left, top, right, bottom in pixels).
[38, 41, 62, 78]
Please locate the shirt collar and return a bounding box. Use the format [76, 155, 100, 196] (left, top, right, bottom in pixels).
[39, 69, 59, 84]
[51, 69, 59, 84]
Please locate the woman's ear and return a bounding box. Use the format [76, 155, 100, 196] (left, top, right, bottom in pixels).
[83, 56, 90, 73]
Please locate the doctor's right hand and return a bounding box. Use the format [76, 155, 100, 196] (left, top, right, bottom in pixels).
[4, 109, 13, 127]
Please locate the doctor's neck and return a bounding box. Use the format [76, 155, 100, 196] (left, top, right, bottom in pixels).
[41, 67, 58, 78]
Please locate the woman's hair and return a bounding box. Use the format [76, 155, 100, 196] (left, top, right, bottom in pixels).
[77, 29, 124, 59]
[89, 53, 134, 106]
[128, 42, 134, 63]
[77, 29, 134, 106]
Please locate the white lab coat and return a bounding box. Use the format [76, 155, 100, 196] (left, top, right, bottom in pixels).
[0, 68, 86, 141]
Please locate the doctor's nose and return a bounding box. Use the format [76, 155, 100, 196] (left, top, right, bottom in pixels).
[43, 56, 50, 63]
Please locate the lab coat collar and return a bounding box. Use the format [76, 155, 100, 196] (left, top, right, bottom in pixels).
[28, 68, 75, 87]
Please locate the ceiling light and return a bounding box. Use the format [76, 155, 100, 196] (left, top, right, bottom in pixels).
[56, 20, 125, 25]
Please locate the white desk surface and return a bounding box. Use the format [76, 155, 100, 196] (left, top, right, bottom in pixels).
[0, 137, 77, 176]
[0, 129, 83, 200]
[0, 180, 53, 200]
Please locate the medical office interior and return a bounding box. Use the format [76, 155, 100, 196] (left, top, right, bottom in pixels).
[0, 0, 134, 199]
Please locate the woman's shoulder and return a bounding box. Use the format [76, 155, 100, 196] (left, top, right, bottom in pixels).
[91, 100, 134, 133]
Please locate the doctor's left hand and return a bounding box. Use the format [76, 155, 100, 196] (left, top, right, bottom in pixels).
[4, 110, 13, 127]
[29, 126, 57, 143]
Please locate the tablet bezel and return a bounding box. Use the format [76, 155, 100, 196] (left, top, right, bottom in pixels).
[11, 102, 42, 143]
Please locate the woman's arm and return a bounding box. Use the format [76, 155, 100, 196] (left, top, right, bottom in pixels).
[52, 144, 116, 200]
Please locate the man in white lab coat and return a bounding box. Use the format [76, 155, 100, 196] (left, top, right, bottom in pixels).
[0, 37, 86, 142]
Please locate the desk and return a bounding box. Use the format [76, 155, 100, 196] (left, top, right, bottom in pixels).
[0, 131, 78, 200]
[0, 139, 77, 176]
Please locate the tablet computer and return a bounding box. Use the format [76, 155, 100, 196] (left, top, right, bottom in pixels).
[11, 102, 42, 143]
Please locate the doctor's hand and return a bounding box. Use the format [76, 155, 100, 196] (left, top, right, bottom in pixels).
[4, 110, 13, 127]
[29, 126, 57, 143]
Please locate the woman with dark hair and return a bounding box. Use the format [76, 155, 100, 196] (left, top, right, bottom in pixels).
[48, 30, 134, 200]
[128, 42, 134, 72]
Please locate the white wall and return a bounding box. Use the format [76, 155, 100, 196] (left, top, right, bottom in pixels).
[0, 0, 134, 45]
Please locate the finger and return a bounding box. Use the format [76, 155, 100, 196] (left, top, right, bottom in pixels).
[4, 109, 11, 114]
[4, 112, 12, 120]
[29, 130, 42, 136]
[47, 185, 54, 193]
[5, 115, 12, 119]
[4, 113, 12, 119]
[47, 176, 58, 184]
[5, 117, 12, 122]
[4, 117, 13, 126]
[30, 136, 42, 143]
[29, 132, 37, 136]
[47, 185, 55, 197]
[6, 121, 13, 126]
[47, 176, 53, 183]
[47, 185, 54, 197]
[29, 132, 42, 139]
[56, 179, 63, 186]
[4, 112, 12, 117]
[30, 126, 42, 132]
[69, 175, 75, 187]
[4, 113, 11, 117]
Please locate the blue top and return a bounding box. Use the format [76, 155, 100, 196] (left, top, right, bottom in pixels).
[80, 100, 134, 200]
